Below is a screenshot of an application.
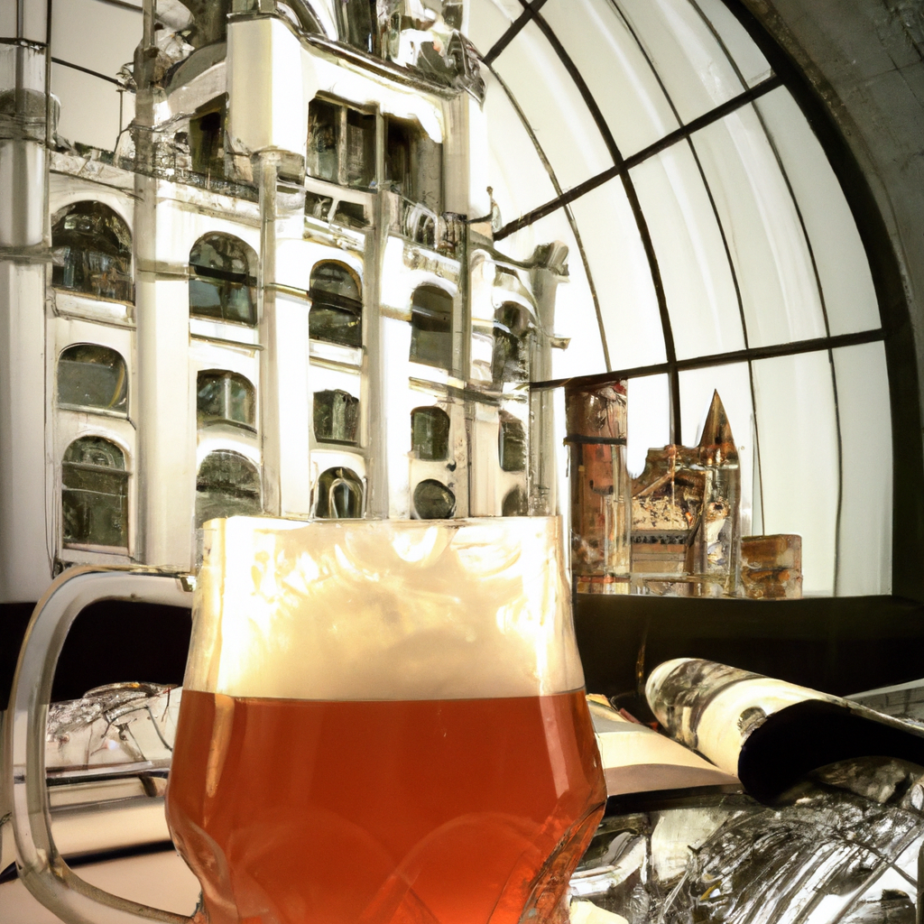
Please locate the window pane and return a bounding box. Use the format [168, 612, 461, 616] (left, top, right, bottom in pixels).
[314, 390, 360, 444]
[483, 69, 561, 223]
[196, 451, 262, 528]
[229, 377, 255, 427]
[630, 144, 745, 359]
[492, 304, 530, 384]
[51, 202, 132, 303]
[197, 374, 224, 421]
[756, 88, 881, 336]
[189, 277, 223, 318]
[542, 0, 680, 158]
[492, 20, 614, 192]
[627, 374, 671, 478]
[614, 0, 747, 123]
[309, 305, 362, 347]
[62, 437, 128, 548]
[58, 345, 128, 412]
[569, 178, 667, 369]
[692, 0, 772, 86]
[316, 467, 364, 518]
[502, 211, 608, 381]
[414, 479, 456, 519]
[412, 407, 450, 461]
[499, 415, 527, 472]
[311, 263, 361, 300]
[832, 342, 892, 595]
[410, 287, 453, 370]
[467, 0, 519, 57]
[751, 351, 838, 595]
[691, 105, 827, 347]
[307, 98, 341, 183]
[345, 108, 375, 189]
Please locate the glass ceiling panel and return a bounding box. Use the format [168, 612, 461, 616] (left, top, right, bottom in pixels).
[626, 374, 671, 478]
[691, 104, 827, 348]
[503, 210, 608, 380]
[482, 70, 561, 223]
[690, 0, 773, 86]
[613, 0, 748, 124]
[630, 144, 745, 360]
[833, 342, 892, 596]
[491, 20, 615, 192]
[541, 0, 681, 159]
[52, 0, 139, 79]
[466, 0, 519, 58]
[569, 178, 667, 370]
[679, 363, 756, 536]
[752, 351, 839, 595]
[756, 88, 882, 336]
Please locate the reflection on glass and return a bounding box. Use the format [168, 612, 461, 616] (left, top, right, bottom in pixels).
[197, 371, 256, 430]
[316, 467, 364, 518]
[62, 436, 128, 548]
[309, 261, 363, 347]
[411, 406, 450, 461]
[410, 285, 454, 370]
[189, 234, 257, 325]
[195, 450, 262, 528]
[414, 478, 456, 519]
[51, 201, 133, 303]
[57, 344, 128, 413]
[313, 389, 360, 444]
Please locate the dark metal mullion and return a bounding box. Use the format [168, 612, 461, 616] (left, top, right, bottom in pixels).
[529, 9, 681, 440]
[528, 327, 885, 391]
[50, 56, 124, 87]
[493, 74, 782, 241]
[486, 65, 612, 371]
[482, 0, 548, 66]
[610, 0, 763, 479]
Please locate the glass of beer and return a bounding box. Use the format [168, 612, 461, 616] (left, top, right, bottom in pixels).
[166, 515, 606, 924]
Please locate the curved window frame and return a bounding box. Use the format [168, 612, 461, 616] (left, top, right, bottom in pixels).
[313, 389, 361, 444]
[61, 436, 130, 552]
[411, 406, 451, 461]
[57, 344, 128, 415]
[197, 370, 257, 432]
[409, 285, 454, 372]
[51, 202, 133, 305]
[195, 450, 263, 529]
[308, 261, 363, 348]
[315, 467, 364, 519]
[189, 234, 258, 327]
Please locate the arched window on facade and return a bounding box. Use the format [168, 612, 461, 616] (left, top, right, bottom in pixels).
[197, 371, 256, 430]
[413, 479, 456, 520]
[499, 412, 527, 473]
[313, 389, 360, 444]
[51, 202, 133, 303]
[57, 344, 128, 413]
[315, 467, 364, 518]
[62, 437, 128, 550]
[411, 406, 450, 461]
[409, 285, 453, 371]
[189, 234, 257, 325]
[309, 261, 363, 347]
[195, 450, 262, 528]
[492, 303, 531, 386]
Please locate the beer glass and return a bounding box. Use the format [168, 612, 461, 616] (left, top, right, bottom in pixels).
[6, 516, 606, 924]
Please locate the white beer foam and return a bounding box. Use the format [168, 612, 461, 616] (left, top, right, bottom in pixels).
[185, 516, 585, 701]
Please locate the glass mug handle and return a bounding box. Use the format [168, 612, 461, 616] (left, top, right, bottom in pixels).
[4, 566, 194, 924]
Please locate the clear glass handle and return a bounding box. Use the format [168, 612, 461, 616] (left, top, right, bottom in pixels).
[3, 567, 193, 924]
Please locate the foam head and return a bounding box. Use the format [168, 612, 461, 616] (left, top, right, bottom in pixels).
[185, 516, 584, 701]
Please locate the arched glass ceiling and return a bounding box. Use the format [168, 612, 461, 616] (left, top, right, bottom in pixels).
[468, 0, 890, 597]
[40, 0, 896, 598]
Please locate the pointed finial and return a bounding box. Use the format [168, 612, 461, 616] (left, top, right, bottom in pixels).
[699, 391, 735, 452]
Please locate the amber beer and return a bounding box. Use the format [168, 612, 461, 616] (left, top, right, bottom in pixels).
[166, 516, 606, 924]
